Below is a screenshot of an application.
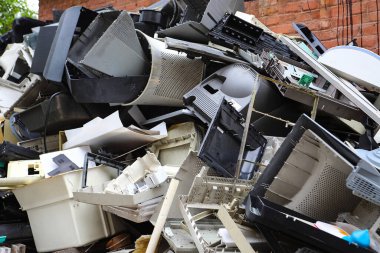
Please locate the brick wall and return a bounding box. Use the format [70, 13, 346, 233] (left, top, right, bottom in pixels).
[39, 0, 380, 53]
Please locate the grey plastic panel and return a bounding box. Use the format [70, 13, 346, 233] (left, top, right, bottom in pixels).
[68, 11, 121, 77]
[183, 63, 258, 123]
[31, 24, 58, 75]
[82, 11, 148, 77]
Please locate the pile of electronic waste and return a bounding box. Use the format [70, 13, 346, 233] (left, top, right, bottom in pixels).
[0, 0, 380, 252]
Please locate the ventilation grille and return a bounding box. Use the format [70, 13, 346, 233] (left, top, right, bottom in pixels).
[188, 87, 219, 120]
[293, 163, 359, 221]
[347, 168, 380, 205]
[154, 52, 204, 99]
[106, 12, 145, 56]
[188, 176, 253, 204]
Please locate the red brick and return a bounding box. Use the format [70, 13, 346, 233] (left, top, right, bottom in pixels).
[364, 11, 379, 23]
[278, 13, 297, 22]
[362, 22, 379, 35]
[262, 5, 279, 16]
[271, 23, 295, 34]
[322, 0, 338, 7]
[307, 21, 321, 31]
[262, 15, 280, 26]
[281, 2, 302, 14]
[37, 0, 379, 54]
[351, 2, 364, 15]
[320, 19, 331, 29]
[302, 0, 320, 11]
[330, 5, 342, 17]
[366, 1, 379, 12]
[323, 39, 339, 48]
[362, 35, 379, 48]
[314, 29, 337, 41]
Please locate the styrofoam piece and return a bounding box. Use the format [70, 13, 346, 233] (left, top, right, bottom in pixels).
[280, 36, 380, 126]
[123, 31, 205, 106]
[63, 111, 167, 153]
[12, 166, 116, 252]
[148, 122, 202, 167]
[73, 181, 169, 207]
[318, 46, 380, 92]
[39, 146, 94, 178]
[82, 11, 148, 77]
[7, 160, 42, 177]
[104, 152, 168, 195]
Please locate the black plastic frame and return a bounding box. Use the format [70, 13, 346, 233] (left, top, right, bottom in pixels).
[246, 196, 372, 253]
[198, 99, 267, 179]
[43, 7, 97, 82]
[0, 142, 39, 161]
[250, 114, 362, 198]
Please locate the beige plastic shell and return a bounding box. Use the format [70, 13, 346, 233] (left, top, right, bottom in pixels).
[123, 32, 205, 106]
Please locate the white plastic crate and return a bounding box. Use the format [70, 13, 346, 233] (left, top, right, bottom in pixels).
[13, 165, 117, 252]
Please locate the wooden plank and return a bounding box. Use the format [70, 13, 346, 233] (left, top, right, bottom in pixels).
[217, 206, 257, 253]
[146, 179, 180, 253]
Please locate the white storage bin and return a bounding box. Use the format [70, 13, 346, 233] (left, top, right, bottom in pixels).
[13, 165, 117, 252]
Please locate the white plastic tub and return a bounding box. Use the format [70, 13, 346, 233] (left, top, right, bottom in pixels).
[13, 165, 117, 252]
